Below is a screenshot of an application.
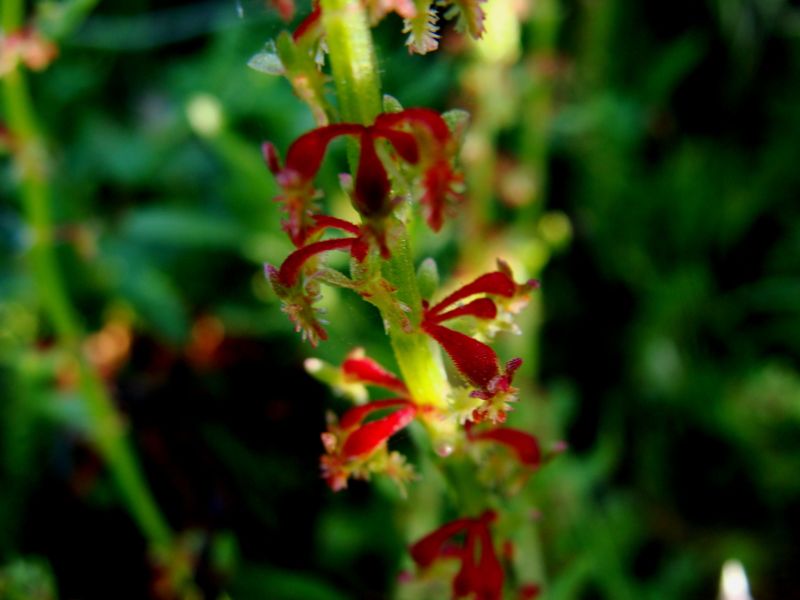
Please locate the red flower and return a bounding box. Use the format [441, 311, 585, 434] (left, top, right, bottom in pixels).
[374, 108, 463, 231]
[421, 262, 537, 422]
[410, 510, 504, 600]
[265, 215, 362, 346]
[263, 126, 361, 247]
[466, 422, 541, 468]
[264, 108, 462, 252]
[0, 27, 57, 75]
[321, 398, 417, 491]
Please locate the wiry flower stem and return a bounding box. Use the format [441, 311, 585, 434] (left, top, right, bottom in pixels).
[2, 0, 172, 551]
[321, 0, 451, 413]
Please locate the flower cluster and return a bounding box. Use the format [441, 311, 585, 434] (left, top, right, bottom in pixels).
[308, 349, 542, 493]
[263, 108, 462, 249]
[257, 0, 557, 595]
[410, 510, 504, 600]
[263, 107, 463, 346]
[262, 102, 546, 588]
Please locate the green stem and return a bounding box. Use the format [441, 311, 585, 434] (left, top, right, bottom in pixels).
[320, 0, 382, 124]
[321, 0, 451, 412]
[2, 2, 172, 551]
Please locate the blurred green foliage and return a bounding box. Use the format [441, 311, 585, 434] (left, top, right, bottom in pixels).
[1, 0, 800, 599]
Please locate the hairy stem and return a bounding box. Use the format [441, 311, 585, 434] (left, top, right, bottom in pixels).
[321, 0, 451, 412]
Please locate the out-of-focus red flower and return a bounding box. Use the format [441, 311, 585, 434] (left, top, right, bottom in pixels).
[321, 398, 417, 491]
[0, 27, 57, 76]
[466, 422, 541, 468]
[518, 583, 542, 599]
[268, 0, 296, 22]
[410, 510, 504, 600]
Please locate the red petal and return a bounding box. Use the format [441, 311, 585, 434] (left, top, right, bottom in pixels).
[420, 159, 462, 232]
[429, 297, 497, 324]
[354, 131, 392, 217]
[473, 520, 504, 600]
[278, 238, 354, 287]
[422, 323, 500, 389]
[350, 235, 370, 263]
[303, 214, 362, 238]
[285, 124, 363, 181]
[293, 4, 322, 40]
[429, 271, 516, 316]
[373, 127, 420, 164]
[519, 584, 542, 599]
[469, 427, 541, 467]
[451, 516, 503, 600]
[374, 108, 451, 143]
[341, 403, 416, 457]
[339, 398, 415, 430]
[342, 353, 409, 395]
[409, 518, 472, 567]
[262, 141, 282, 174]
[270, 0, 295, 21]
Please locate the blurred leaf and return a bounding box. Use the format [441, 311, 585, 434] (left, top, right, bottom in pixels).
[99, 241, 190, 343]
[120, 206, 246, 251]
[641, 35, 705, 103]
[228, 564, 348, 600]
[0, 558, 58, 600]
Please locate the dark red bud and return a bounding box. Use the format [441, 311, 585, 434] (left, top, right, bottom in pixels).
[354, 131, 392, 217]
[262, 141, 282, 174]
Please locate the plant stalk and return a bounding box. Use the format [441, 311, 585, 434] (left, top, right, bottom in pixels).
[320, 0, 451, 412]
[2, 1, 172, 550]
